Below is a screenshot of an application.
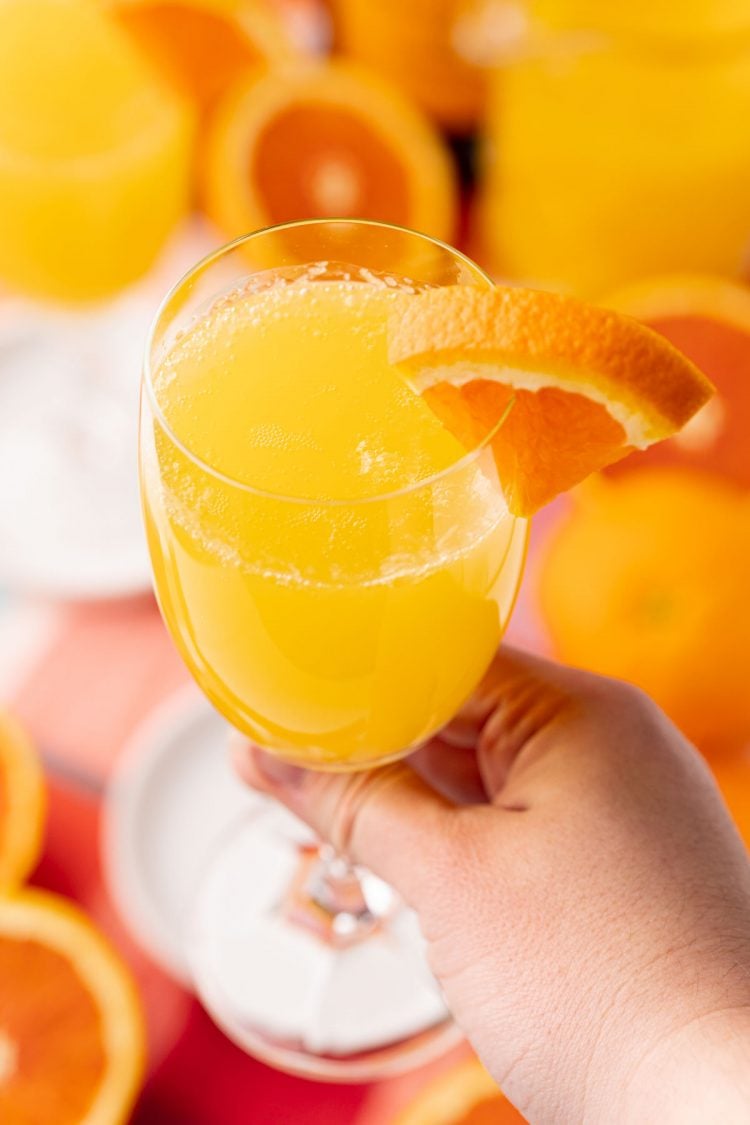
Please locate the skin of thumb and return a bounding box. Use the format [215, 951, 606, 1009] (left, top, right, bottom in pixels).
[231, 736, 458, 907]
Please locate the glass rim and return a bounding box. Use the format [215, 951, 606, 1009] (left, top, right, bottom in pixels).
[494, 24, 750, 66]
[142, 217, 511, 510]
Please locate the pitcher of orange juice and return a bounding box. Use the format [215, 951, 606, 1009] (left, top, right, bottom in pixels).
[478, 0, 750, 294]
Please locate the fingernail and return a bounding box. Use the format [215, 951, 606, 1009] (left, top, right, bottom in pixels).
[250, 746, 306, 789]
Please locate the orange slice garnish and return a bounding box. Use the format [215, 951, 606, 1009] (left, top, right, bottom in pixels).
[396, 1057, 526, 1124]
[203, 60, 457, 242]
[388, 285, 714, 515]
[602, 275, 750, 489]
[109, 0, 295, 119]
[0, 889, 145, 1124]
[0, 714, 45, 892]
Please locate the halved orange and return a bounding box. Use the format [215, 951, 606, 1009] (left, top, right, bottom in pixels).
[388, 285, 714, 515]
[109, 0, 295, 119]
[203, 60, 457, 242]
[602, 275, 750, 488]
[396, 1057, 527, 1124]
[0, 714, 45, 892]
[0, 889, 145, 1124]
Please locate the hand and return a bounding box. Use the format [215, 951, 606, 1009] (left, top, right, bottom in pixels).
[234, 649, 750, 1123]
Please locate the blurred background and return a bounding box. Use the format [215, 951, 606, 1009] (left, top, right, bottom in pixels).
[1, 1, 749, 1122]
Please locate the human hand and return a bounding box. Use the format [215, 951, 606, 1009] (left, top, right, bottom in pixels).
[234, 649, 750, 1123]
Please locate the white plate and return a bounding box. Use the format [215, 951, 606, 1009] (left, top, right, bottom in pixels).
[102, 688, 261, 984]
[0, 220, 218, 600]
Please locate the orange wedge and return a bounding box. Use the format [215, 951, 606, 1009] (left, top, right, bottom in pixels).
[0, 889, 145, 1123]
[397, 1057, 527, 1124]
[204, 60, 457, 242]
[388, 285, 714, 515]
[109, 0, 295, 119]
[0, 714, 45, 892]
[602, 275, 750, 489]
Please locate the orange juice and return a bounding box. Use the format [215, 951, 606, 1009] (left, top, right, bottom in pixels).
[142, 268, 527, 766]
[482, 32, 750, 294]
[0, 0, 193, 300]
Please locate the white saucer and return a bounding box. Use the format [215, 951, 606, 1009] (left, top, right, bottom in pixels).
[104, 690, 457, 1071]
[102, 688, 261, 984]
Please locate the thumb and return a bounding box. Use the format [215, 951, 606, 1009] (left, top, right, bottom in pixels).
[232, 740, 456, 907]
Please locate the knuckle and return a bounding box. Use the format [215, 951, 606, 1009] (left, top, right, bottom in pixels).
[316, 764, 410, 857]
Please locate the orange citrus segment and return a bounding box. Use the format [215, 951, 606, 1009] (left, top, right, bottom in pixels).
[396, 1057, 527, 1124]
[602, 275, 750, 489]
[203, 60, 457, 242]
[0, 714, 45, 892]
[388, 285, 714, 515]
[0, 889, 144, 1125]
[109, 0, 294, 118]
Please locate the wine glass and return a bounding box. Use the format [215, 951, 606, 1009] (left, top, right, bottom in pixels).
[139, 219, 528, 1079]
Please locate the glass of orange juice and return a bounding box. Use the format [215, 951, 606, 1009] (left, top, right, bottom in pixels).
[480, 13, 750, 295]
[140, 219, 527, 1077]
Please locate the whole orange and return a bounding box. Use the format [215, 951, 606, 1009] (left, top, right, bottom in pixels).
[538, 469, 750, 754]
[711, 752, 750, 846]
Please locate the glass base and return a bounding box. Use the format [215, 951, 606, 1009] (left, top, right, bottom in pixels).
[186, 803, 461, 1081]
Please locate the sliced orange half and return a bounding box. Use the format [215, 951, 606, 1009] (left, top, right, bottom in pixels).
[602, 275, 750, 488]
[203, 60, 457, 242]
[109, 0, 295, 118]
[388, 285, 714, 515]
[0, 713, 45, 891]
[0, 889, 145, 1124]
[397, 1057, 527, 1124]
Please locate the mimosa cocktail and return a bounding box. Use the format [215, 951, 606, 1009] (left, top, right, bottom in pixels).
[482, 17, 750, 294]
[143, 259, 526, 768]
[139, 220, 526, 1079]
[0, 0, 192, 300]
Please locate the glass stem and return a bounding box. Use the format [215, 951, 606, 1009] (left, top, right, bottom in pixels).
[284, 841, 383, 948]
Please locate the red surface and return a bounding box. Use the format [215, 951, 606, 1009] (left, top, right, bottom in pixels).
[31, 774, 371, 1124]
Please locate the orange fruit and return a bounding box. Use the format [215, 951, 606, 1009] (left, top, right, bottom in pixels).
[396, 1057, 527, 1124]
[602, 275, 750, 489]
[109, 0, 295, 119]
[538, 469, 750, 754]
[711, 752, 750, 847]
[0, 888, 145, 1123]
[203, 60, 457, 243]
[388, 285, 714, 515]
[0, 714, 45, 892]
[330, 0, 486, 132]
